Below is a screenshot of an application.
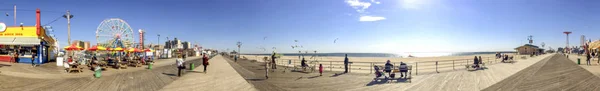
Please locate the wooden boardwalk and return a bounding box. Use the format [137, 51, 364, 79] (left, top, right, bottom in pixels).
[160, 55, 258, 91]
[0, 57, 202, 79]
[483, 54, 600, 91]
[223, 54, 555, 91]
[0, 57, 207, 91]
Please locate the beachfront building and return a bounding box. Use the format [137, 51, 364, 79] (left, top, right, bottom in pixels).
[0, 10, 56, 64]
[515, 44, 544, 55]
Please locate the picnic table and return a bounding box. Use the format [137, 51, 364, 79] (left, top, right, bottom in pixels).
[66, 64, 84, 73]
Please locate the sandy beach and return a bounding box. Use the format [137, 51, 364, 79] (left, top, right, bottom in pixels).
[241, 54, 511, 63]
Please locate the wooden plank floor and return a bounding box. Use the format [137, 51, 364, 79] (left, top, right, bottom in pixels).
[159, 55, 258, 91]
[483, 54, 600, 91]
[0, 57, 207, 91]
[224, 54, 554, 91]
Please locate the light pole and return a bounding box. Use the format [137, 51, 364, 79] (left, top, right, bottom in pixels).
[237, 41, 242, 61]
[63, 10, 73, 45]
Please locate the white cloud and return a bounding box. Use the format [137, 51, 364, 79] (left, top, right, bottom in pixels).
[345, 0, 385, 22]
[359, 16, 386, 21]
[371, 0, 381, 4]
[345, 0, 372, 13]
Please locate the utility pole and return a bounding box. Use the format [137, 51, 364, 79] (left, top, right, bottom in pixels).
[64, 10, 72, 45]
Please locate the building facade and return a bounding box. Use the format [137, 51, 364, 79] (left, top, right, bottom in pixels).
[515, 44, 544, 55]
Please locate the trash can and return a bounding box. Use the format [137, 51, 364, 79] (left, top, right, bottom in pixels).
[94, 67, 102, 78]
[190, 63, 195, 70]
[578, 58, 581, 65]
[148, 62, 153, 70]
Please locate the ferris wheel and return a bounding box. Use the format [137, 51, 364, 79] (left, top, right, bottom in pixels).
[96, 18, 134, 48]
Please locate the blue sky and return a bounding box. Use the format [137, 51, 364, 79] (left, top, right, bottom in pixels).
[2, 0, 600, 54]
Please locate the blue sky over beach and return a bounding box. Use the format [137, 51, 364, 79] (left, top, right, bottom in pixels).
[3, 0, 600, 54]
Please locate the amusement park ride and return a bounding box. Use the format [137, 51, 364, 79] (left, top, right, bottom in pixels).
[96, 18, 134, 48]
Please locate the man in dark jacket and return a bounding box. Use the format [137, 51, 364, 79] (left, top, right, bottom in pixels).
[203, 55, 209, 73]
[271, 53, 277, 69]
[344, 54, 349, 73]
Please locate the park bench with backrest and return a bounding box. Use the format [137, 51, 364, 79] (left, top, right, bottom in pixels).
[465, 62, 486, 71]
[373, 65, 412, 83]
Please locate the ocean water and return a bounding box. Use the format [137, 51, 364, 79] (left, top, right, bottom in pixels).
[243, 52, 516, 58]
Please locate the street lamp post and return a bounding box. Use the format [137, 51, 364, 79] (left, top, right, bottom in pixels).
[237, 41, 242, 62]
[63, 10, 73, 45]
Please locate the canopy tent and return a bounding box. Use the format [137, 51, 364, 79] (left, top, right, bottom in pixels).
[588, 40, 600, 50]
[0, 37, 41, 45]
[87, 45, 107, 51]
[109, 47, 124, 51]
[126, 48, 142, 52]
[144, 48, 155, 52]
[64, 44, 83, 51]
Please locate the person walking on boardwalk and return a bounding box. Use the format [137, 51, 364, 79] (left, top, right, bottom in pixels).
[586, 52, 591, 65]
[319, 64, 323, 76]
[344, 54, 349, 73]
[271, 53, 277, 69]
[176, 55, 185, 77]
[265, 59, 269, 79]
[31, 53, 36, 67]
[203, 55, 209, 73]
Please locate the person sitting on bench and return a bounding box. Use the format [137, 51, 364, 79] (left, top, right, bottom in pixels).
[384, 60, 393, 77]
[301, 58, 308, 71]
[399, 62, 409, 78]
[473, 56, 479, 68]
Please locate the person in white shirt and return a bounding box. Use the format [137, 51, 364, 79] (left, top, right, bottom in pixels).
[176, 55, 185, 77]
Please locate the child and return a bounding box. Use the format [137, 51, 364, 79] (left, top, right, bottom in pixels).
[319, 64, 323, 76]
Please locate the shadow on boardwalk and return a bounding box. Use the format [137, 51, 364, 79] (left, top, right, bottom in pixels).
[483, 54, 600, 91]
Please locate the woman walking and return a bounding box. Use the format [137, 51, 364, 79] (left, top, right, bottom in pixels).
[203, 55, 209, 73]
[176, 55, 185, 77]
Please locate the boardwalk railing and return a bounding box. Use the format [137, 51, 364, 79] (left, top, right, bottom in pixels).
[262, 56, 528, 75]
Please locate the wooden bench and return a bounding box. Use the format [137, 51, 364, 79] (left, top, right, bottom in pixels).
[374, 65, 412, 83]
[465, 63, 485, 71]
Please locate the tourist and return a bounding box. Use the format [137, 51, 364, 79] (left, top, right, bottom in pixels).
[203, 55, 209, 73]
[271, 53, 277, 69]
[176, 55, 185, 77]
[344, 54, 349, 73]
[479, 56, 483, 64]
[31, 53, 36, 67]
[265, 59, 269, 79]
[68, 56, 74, 64]
[234, 55, 237, 62]
[473, 56, 479, 68]
[399, 62, 409, 78]
[301, 58, 307, 71]
[384, 60, 393, 77]
[586, 53, 591, 65]
[13, 51, 19, 63]
[319, 64, 323, 76]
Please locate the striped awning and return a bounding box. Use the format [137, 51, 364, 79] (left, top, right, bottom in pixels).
[0, 37, 41, 45]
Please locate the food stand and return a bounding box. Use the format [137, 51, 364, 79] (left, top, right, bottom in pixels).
[0, 9, 56, 64]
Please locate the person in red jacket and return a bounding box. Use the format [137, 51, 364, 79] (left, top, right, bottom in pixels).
[202, 55, 209, 73]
